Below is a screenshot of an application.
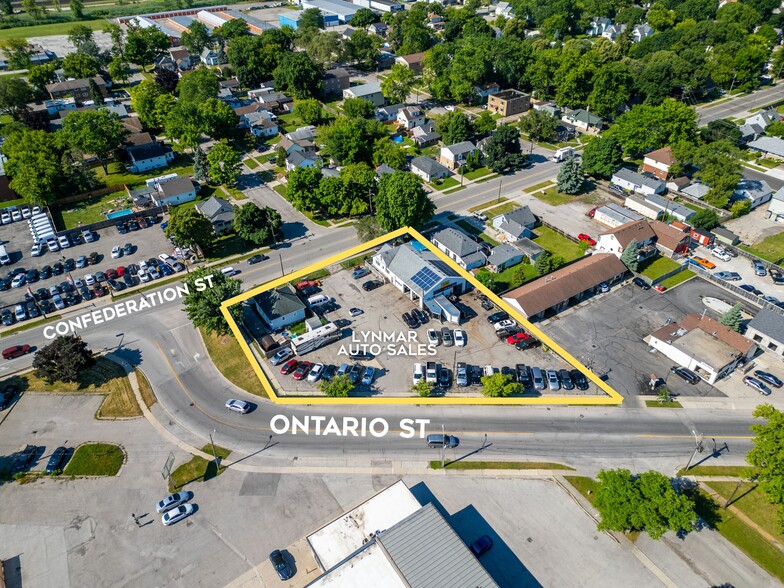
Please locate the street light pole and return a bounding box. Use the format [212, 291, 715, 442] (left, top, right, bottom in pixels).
[209, 429, 219, 468]
[684, 429, 704, 471]
[441, 423, 446, 469]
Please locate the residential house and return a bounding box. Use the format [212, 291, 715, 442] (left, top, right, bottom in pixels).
[513, 238, 545, 262]
[632, 24, 654, 42]
[768, 186, 784, 222]
[503, 253, 627, 321]
[411, 156, 450, 183]
[747, 136, 784, 161]
[492, 206, 537, 241]
[368, 22, 388, 36]
[248, 83, 275, 100]
[243, 111, 278, 137]
[376, 103, 405, 122]
[486, 244, 525, 272]
[126, 139, 175, 173]
[412, 121, 441, 147]
[487, 89, 530, 117]
[650, 220, 691, 257]
[375, 163, 395, 176]
[341, 27, 355, 39]
[473, 82, 501, 100]
[323, 67, 350, 95]
[586, 16, 612, 37]
[196, 196, 235, 234]
[430, 227, 486, 271]
[602, 23, 627, 41]
[649, 314, 756, 384]
[395, 52, 426, 75]
[257, 91, 293, 111]
[440, 141, 478, 170]
[561, 108, 602, 133]
[427, 13, 445, 31]
[277, 136, 316, 156]
[744, 108, 781, 131]
[533, 101, 560, 118]
[495, 1, 514, 16]
[624, 193, 695, 223]
[397, 106, 425, 130]
[45, 76, 107, 101]
[733, 179, 773, 209]
[200, 48, 220, 66]
[642, 146, 675, 180]
[595, 219, 658, 262]
[286, 151, 319, 171]
[746, 307, 784, 358]
[286, 126, 317, 142]
[252, 284, 306, 331]
[690, 227, 714, 247]
[147, 175, 197, 206]
[154, 54, 177, 71]
[682, 182, 710, 200]
[739, 122, 764, 143]
[667, 176, 691, 193]
[612, 168, 666, 196]
[371, 242, 469, 323]
[343, 82, 385, 107]
[593, 203, 645, 228]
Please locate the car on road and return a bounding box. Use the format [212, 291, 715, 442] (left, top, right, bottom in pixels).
[45, 446, 69, 474]
[270, 550, 294, 581]
[469, 535, 493, 557]
[454, 328, 466, 347]
[672, 366, 700, 384]
[427, 328, 440, 345]
[494, 319, 517, 330]
[362, 280, 382, 291]
[744, 376, 771, 396]
[444, 104, 456, 111]
[427, 434, 459, 448]
[280, 359, 298, 375]
[506, 332, 530, 345]
[349, 307, 363, 317]
[111, 246, 122, 259]
[752, 260, 767, 276]
[162, 504, 194, 526]
[740, 284, 763, 296]
[225, 399, 251, 414]
[247, 254, 268, 264]
[714, 271, 742, 282]
[2, 345, 31, 360]
[293, 362, 312, 380]
[307, 363, 324, 382]
[156, 491, 193, 514]
[690, 256, 716, 269]
[270, 348, 293, 366]
[754, 370, 783, 388]
[14, 444, 38, 471]
[632, 277, 650, 290]
[361, 366, 375, 385]
[487, 311, 509, 324]
[352, 267, 370, 279]
[577, 233, 596, 246]
[441, 327, 454, 347]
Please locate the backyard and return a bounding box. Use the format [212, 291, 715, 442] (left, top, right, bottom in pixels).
[55, 190, 130, 229]
[94, 155, 195, 190]
[742, 232, 784, 263]
[531, 226, 588, 262]
[639, 255, 681, 281]
[531, 187, 575, 206]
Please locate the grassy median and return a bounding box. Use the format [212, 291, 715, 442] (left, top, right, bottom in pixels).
[64, 443, 125, 476]
[169, 444, 231, 492]
[200, 328, 267, 398]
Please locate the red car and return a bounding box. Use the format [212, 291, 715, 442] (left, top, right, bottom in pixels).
[105, 268, 118, 280]
[586, 206, 599, 218]
[116, 266, 126, 277]
[280, 359, 298, 375]
[578, 233, 596, 246]
[506, 332, 531, 345]
[292, 361, 312, 380]
[92, 285, 108, 297]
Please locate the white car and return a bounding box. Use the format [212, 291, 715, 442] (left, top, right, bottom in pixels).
[11, 210, 21, 222]
[21, 207, 31, 219]
[156, 491, 192, 514]
[57, 235, 70, 249]
[711, 248, 731, 262]
[138, 259, 149, 271]
[427, 328, 440, 345]
[84, 274, 96, 286]
[494, 319, 517, 330]
[159, 254, 176, 265]
[46, 238, 60, 252]
[148, 266, 160, 279]
[138, 270, 150, 283]
[11, 274, 26, 288]
[1, 212, 10, 224]
[14, 304, 26, 321]
[453, 328, 466, 347]
[225, 398, 251, 413]
[307, 363, 324, 382]
[162, 504, 194, 526]
[30, 243, 43, 257]
[82, 229, 95, 243]
[472, 211, 488, 221]
[270, 347, 293, 366]
[72, 278, 84, 289]
[111, 246, 122, 259]
[32, 206, 40, 215]
[445, 105, 456, 111]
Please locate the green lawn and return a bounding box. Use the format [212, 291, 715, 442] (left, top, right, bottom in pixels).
[277, 111, 305, 133]
[658, 269, 695, 289]
[57, 190, 130, 229]
[169, 444, 231, 491]
[273, 184, 287, 197]
[742, 232, 784, 263]
[483, 201, 519, 218]
[96, 156, 195, 190]
[207, 234, 255, 260]
[443, 186, 466, 195]
[709, 482, 784, 541]
[63, 443, 125, 476]
[479, 233, 501, 247]
[645, 400, 683, 408]
[676, 466, 749, 477]
[431, 176, 459, 190]
[463, 166, 492, 180]
[564, 476, 600, 507]
[0, 19, 109, 41]
[639, 255, 681, 281]
[523, 180, 555, 193]
[532, 226, 587, 261]
[532, 187, 574, 206]
[244, 158, 259, 170]
[756, 158, 780, 169]
[455, 219, 482, 235]
[429, 461, 574, 470]
[200, 328, 267, 397]
[493, 262, 538, 291]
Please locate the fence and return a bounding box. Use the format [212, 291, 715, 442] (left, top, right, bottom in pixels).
[56, 204, 169, 239]
[690, 264, 784, 316]
[56, 185, 126, 207]
[649, 263, 690, 286]
[671, 189, 731, 221]
[538, 219, 582, 245]
[718, 242, 784, 274]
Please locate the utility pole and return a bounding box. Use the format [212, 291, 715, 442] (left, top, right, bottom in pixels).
[441, 423, 446, 469]
[684, 429, 704, 471]
[278, 254, 284, 277]
[497, 178, 503, 203]
[724, 474, 757, 509]
[209, 429, 219, 468]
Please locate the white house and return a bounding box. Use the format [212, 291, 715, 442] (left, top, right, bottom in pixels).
[196, 196, 235, 234]
[286, 151, 319, 171]
[624, 193, 695, 223]
[243, 111, 278, 137]
[430, 227, 486, 270]
[768, 187, 784, 222]
[486, 244, 525, 272]
[632, 24, 654, 42]
[744, 108, 782, 131]
[561, 108, 602, 133]
[397, 106, 425, 130]
[343, 82, 385, 107]
[602, 23, 627, 41]
[746, 307, 784, 357]
[200, 48, 220, 66]
[611, 168, 666, 196]
[495, 1, 513, 17]
[410, 156, 450, 183]
[440, 141, 478, 170]
[586, 16, 612, 37]
[595, 219, 657, 259]
[126, 141, 175, 173]
[642, 146, 674, 180]
[492, 206, 537, 241]
[733, 179, 773, 209]
[252, 284, 307, 331]
[150, 175, 198, 206]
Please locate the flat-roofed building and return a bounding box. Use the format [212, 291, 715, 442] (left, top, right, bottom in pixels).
[487, 89, 530, 117]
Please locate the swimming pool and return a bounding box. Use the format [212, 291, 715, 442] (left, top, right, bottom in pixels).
[106, 209, 133, 220]
[391, 134, 403, 144]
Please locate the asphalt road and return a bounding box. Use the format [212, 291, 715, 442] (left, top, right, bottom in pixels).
[696, 83, 784, 125]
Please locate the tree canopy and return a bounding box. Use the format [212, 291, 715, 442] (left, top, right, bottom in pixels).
[375, 171, 435, 231]
[182, 268, 243, 336]
[33, 335, 94, 384]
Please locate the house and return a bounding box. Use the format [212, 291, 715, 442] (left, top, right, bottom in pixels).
[376, 103, 405, 121]
[323, 67, 350, 95]
[486, 244, 525, 272]
[341, 27, 355, 39]
[150, 175, 197, 206]
[394, 52, 426, 75]
[487, 89, 530, 117]
[368, 22, 388, 36]
[642, 146, 675, 180]
[343, 82, 385, 107]
[682, 182, 710, 200]
[624, 193, 695, 223]
[667, 176, 691, 193]
[561, 108, 602, 133]
[649, 314, 756, 384]
[712, 226, 741, 246]
[371, 242, 470, 323]
[257, 91, 292, 110]
[586, 16, 612, 37]
[286, 126, 317, 142]
[503, 253, 627, 321]
[286, 151, 319, 171]
[252, 284, 306, 331]
[196, 196, 234, 234]
[744, 108, 782, 131]
[375, 163, 395, 176]
[746, 307, 784, 358]
[602, 23, 627, 41]
[596, 219, 658, 261]
[612, 168, 666, 196]
[495, 1, 514, 16]
[200, 48, 220, 66]
[533, 101, 560, 118]
[767, 186, 784, 222]
[126, 140, 175, 173]
[492, 206, 537, 241]
[411, 156, 450, 183]
[593, 203, 645, 228]
[45, 76, 107, 101]
[513, 237, 545, 262]
[242, 111, 278, 137]
[412, 122, 441, 147]
[430, 227, 486, 271]
[277, 136, 316, 156]
[739, 122, 764, 143]
[747, 136, 784, 161]
[650, 220, 691, 257]
[440, 141, 478, 170]
[397, 106, 425, 130]
[427, 13, 445, 31]
[632, 23, 654, 42]
[473, 82, 501, 100]
[733, 178, 773, 209]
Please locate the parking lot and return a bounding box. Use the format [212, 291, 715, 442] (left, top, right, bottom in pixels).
[266, 266, 583, 398]
[543, 276, 766, 399]
[0, 209, 175, 318]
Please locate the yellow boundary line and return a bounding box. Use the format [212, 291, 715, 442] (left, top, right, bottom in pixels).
[220, 227, 624, 406]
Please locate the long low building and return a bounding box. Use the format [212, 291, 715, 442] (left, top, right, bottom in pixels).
[300, 0, 359, 23]
[593, 202, 644, 228]
[503, 253, 627, 321]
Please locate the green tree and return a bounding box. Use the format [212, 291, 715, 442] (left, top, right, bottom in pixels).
[620, 238, 640, 271]
[89, 78, 104, 105]
[199, 98, 239, 140]
[475, 268, 497, 292]
[130, 79, 162, 129]
[343, 30, 381, 70]
[67, 24, 94, 50]
[372, 138, 407, 169]
[206, 140, 242, 186]
[0, 38, 32, 70]
[518, 110, 559, 143]
[165, 206, 216, 255]
[32, 335, 94, 384]
[342, 97, 375, 119]
[472, 110, 497, 136]
[2, 128, 65, 206]
[287, 166, 323, 212]
[296, 98, 325, 125]
[304, 31, 343, 67]
[351, 7, 377, 27]
[165, 102, 207, 150]
[582, 136, 623, 179]
[747, 404, 784, 531]
[193, 148, 209, 182]
[181, 267, 242, 336]
[216, 18, 250, 41]
[0, 77, 31, 119]
[534, 250, 564, 275]
[320, 374, 354, 397]
[412, 379, 433, 397]
[355, 215, 385, 242]
[181, 21, 212, 56]
[702, 119, 743, 143]
[273, 52, 322, 99]
[233, 203, 281, 246]
[381, 63, 416, 104]
[595, 469, 697, 540]
[435, 111, 471, 145]
[226, 35, 280, 88]
[70, 0, 84, 18]
[27, 62, 58, 95]
[299, 7, 324, 30]
[22, 0, 44, 20]
[483, 124, 525, 173]
[375, 171, 435, 231]
[647, 3, 676, 31]
[730, 199, 752, 218]
[108, 55, 130, 85]
[719, 303, 743, 332]
[62, 53, 101, 80]
[125, 25, 170, 72]
[62, 110, 128, 174]
[317, 116, 387, 164]
[153, 93, 177, 128]
[690, 208, 720, 230]
[480, 372, 523, 397]
[765, 121, 784, 138]
[587, 61, 632, 119]
[177, 68, 219, 104]
[557, 156, 584, 194]
[275, 146, 286, 168]
[608, 100, 698, 157]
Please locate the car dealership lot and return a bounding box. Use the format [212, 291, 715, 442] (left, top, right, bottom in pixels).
[267, 267, 583, 397]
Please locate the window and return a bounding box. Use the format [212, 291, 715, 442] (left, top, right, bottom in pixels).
[753, 334, 762, 342]
[768, 342, 779, 351]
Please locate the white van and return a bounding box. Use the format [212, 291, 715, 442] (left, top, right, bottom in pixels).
[425, 361, 438, 383]
[307, 294, 330, 307]
[412, 363, 424, 385]
[0, 245, 9, 266]
[220, 266, 236, 276]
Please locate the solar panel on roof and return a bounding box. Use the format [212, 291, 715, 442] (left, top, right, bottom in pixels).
[411, 267, 439, 291]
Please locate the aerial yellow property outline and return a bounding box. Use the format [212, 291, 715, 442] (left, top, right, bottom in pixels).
[221, 226, 623, 406]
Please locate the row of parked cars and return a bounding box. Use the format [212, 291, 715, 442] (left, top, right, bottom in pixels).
[278, 358, 377, 387]
[1, 205, 37, 225]
[8, 444, 71, 475]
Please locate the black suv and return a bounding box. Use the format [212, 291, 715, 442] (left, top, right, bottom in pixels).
[487, 311, 509, 323]
[632, 277, 650, 290]
[362, 280, 382, 291]
[672, 366, 700, 385]
[516, 364, 532, 388]
[571, 370, 589, 390]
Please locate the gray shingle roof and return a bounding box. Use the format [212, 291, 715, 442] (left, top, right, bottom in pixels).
[196, 196, 234, 224]
[380, 243, 460, 297]
[159, 176, 195, 198]
[443, 141, 476, 157]
[613, 168, 665, 190]
[128, 142, 165, 161]
[748, 307, 784, 342]
[254, 284, 305, 321]
[748, 136, 784, 158]
[431, 227, 483, 258]
[495, 206, 536, 238]
[487, 243, 521, 266]
[411, 156, 449, 177]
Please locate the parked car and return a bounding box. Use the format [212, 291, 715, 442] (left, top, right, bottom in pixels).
[13, 444, 38, 471]
[307, 363, 324, 382]
[515, 364, 532, 388]
[672, 366, 700, 385]
[111, 246, 122, 259]
[577, 233, 596, 246]
[352, 267, 370, 279]
[362, 280, 382, 291]
[322, 364, 336, 381]
[402, 312, 418, 328]
[690, 256, 716, 269]
[412, 308, 429, 324]
[632, 277, 650, 290]
[361, 366, 375, 385]
[506, 332, 530, 345]
[770, 269, 784, 284]
[752, 260, 767, 276]
[456, 362, 468, 387]
[161, 504, 194, 526]
[744, 376, 771, 396]
[487, 311, 509, 323]
[225, 399, 251, 414]
[494, 319, 517, 330]
[739, 284, 763, 296]
[280, 359, 298, 375]
[292, 362, 312, 380]
[348, 363, 362, 384]
[558, 369, 575, 390]
[45, 446, 69, 474]
[427, 329, 440, 345]
[269, 550, 294, 581]
[76, 256, 88, 269]
[572, 370, 589, 390]
[441, 327, 454, 347]
[453, 328, 466, 347]
[469, 535, 493, 557]
[714, 271, 742, 282]
[270, 348, 293, 366]
[546, 369, 560, 390]
[156, 491, 193, 514]
[123, 243, 134, 256]
[754, 370, 783, 388]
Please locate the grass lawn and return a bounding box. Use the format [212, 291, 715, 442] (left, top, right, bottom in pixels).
[289, 320, 307, 336]
[676, 466, 749, 477]
[493, 262, 538, 291]
[532, 226, 587, 261]
[95, 156, 195, 190]
[430, 176, 459, 190]
[277, 111, 305, 133]
[677, 199, 703, 212]
[207, 234, 255, 260]
[341, 253, 373, 269]
[742, 232, 784, 263]
[429, 461, 574, 470]
[476, 174, 501, 183]
[532, 187, 574, 206]
[483, 201, 519, 218]
[200, 328, 267, 397]
[708, 482, 784, 541]
[468, 197, 508, 212]
[135, 369, 157, 408]
[564, 476, 600, 507]
[757, 158, 781, 169]
[639, 255, 681, 281]
[443, 186, 466, 195]
[455, 219, 482, 235]
[658, 269, 695, 289]
[273, 184, 287, 198]
[645, 400, 683, 408]
[169, 444, 231, 491]
[244, 158, 259, 170]
[64, 443, 125, 476]
[0, 19, 109, 41]
[58, 190, 130, 229]
[479, 233, 501, 247]
[463, 166, 492, 181]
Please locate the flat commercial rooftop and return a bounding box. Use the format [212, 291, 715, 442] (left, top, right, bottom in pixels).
[305, 543, 406, 588]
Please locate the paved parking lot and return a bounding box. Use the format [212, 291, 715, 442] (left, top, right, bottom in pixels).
[268, 266, 577, 397]
[543, 277, 757, 399]
[692, 242, 784, 299]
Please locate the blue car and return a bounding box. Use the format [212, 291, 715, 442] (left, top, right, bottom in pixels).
[352, 267, 370, 279]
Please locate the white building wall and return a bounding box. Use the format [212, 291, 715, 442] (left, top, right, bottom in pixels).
[623, 197, 659, 220]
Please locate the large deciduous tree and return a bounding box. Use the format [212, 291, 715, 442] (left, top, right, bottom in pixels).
[165, 206, 215, 255]
[0, 77, 32, 119]
[747, 404, 784, 531]
[582, 136, 624, 179]
[177, 68, 219, 104]
[125, 25, 170, 71]
[181, 21, 212, 56]
[483, 124, 525, 173]
[3, 128, 66, 206]
[342, 97, 375, 119]
[607, 100, 697, 157]
[182, 267, 243, 336]
[375, 171, 435, 231]
[518, 110, 559, 143]
[273, 53, 322, 99]
[130, 79, 162, 129]
[296, 98, 325, 125]
[317, 116, 387, 164]
[33, 335, 94, 384]
[381, 63, 416, 105]
[435, 111, 471, 145]
[233, 203, 282, 246]
[62, 110, 128, 173]
[206, 141, 242, 186]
